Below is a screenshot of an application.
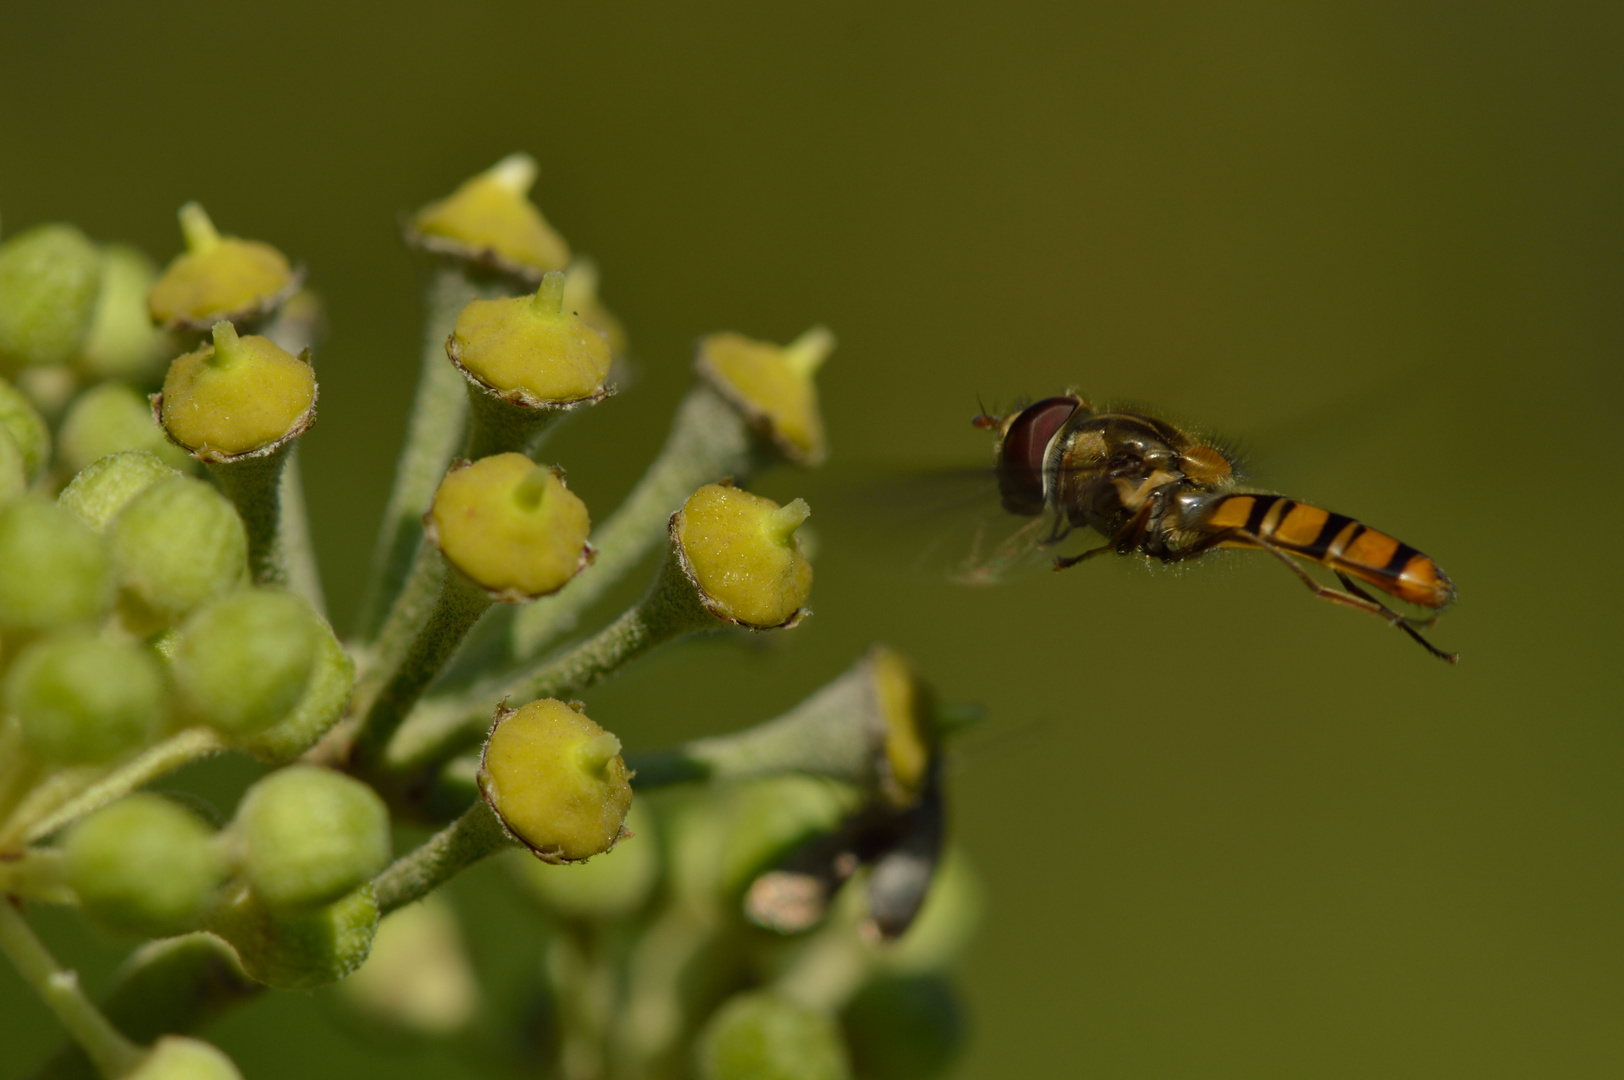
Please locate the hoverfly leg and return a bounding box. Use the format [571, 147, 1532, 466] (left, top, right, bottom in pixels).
[1054, 502, 1153, 571]
[1334, 572, 1459, 664]
[1053, 544, 1113, 571]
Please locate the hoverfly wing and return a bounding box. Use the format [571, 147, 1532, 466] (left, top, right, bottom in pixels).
[822, 462, 1097, 586]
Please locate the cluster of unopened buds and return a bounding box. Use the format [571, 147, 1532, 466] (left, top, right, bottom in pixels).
[0, 155, 982, 1080]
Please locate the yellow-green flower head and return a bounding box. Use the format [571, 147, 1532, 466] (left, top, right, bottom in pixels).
[171, 589, 322, 738]
[64, 794, 227, 937]
[408, 153, 571, 280]
[160, 322, 316, 460]
[673, 482, 813, 629]
[6, 630, 165, 765]
[479, 698, 633, 864]
[127, 1037, 244, 1080]
[0, 223, 103, 371]
[448, 271, 612, 405]
[695, 992, 851, 1080]
[234, 765, 392, 911]
[147, 203, 298, 330]
[0, 496, 113, 629]
[60, 382, 194, 475]
[107, 475, 247, 625]
[427, 454, 593, 601]
[562, 258, 628, 356]
[59, 450, 179, 533]
[868, 646, 937, 809]
[696, 325, 834, 466]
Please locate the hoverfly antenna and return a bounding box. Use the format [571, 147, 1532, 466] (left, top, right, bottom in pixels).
[971, 393, 1001, 430]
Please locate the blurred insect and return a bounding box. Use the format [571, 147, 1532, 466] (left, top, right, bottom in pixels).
[944, 392, 1457, 662]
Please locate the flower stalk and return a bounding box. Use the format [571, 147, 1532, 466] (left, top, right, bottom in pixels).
[372, 798, 513, 916]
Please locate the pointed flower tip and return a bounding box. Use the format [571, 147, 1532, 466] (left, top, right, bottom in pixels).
[768, 497, 812, 541]
[786, 325, 836, 376]
[531, 270, 567, 317]
[512, 464, 554, 511]
[486, 153, 538, 195]
[178, 201, 221, 252]
[208, 320, 240, 360]
[578, 730, 623, 774]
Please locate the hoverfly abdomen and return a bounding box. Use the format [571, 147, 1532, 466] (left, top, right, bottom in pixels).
[1200, 493, 1455, 610]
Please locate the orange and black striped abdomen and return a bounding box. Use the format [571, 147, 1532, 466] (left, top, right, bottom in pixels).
[1202, 494, 1455, 609]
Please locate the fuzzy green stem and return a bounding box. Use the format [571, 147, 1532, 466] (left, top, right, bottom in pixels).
[354, 266, 513, 640]
[387, 555, 716, 773]
[372, 799, 512, 916]
[509, 382, 754, 661]
[207, 441, 297, 591]
[351, 566, 494, 772]
[34, 935, 260, 1080]
[0, 902, 145, 1079]
[626, 658, 884, 790]
[460, 380, 586, 462]
[21, 728, 226, 846]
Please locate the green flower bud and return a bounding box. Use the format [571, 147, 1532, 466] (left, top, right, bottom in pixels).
[674, 482, 813, 628]
[107, 475, 247, 624]
[428, 455, 593, 600]
[80, 244, 172, 380]
[5, 630, 165, 765]
[235, 765, 391, 911]
[57, 382, 193, 475]
[509, 802, 659, 920]
[338, 895, 479, 1036]
[479, 698, 633, 864]
[0, 497, 112, 629]
[159, 321, 316, 459]
[171, 589, 320, 738]
[448, 271, 612, 404]
[232, 614, 353, 763]
[407, 153, 570, 279]
[696, 326, 833, 466]
[696, 992, 851, 1080]
[58, 450, 179, 532]
[841, 976, 965, 1080]
[0, 223, 103, 371]
[208, 881, 377, 990]
[0, 375, 50, 480]
[127, 1037, 244, 1080]
[148, 203, 297, 330]
[721, 777, 856, 900]
[0, 427, 25, 506]
[63, 794, 226, 937]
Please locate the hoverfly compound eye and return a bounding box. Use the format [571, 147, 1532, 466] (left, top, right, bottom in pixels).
[996, 396, 1080, 516]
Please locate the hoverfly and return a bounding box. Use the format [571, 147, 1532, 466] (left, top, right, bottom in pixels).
[954, 393, 1457, 662]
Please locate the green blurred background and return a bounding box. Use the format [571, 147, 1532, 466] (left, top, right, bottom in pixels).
[3, 2, 1621, 1076]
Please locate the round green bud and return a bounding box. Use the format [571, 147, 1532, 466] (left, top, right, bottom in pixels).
[0, 497, 112, 629]
[0, 427, 25, 506]
[509, 802, 659, 920]
[148, 203, 296, 330]
[722, 777, 855, 899]
[696, 992, 851, 1080]
[841, 976, 965, 1080]
[160, 322, 315, 459]
[449, 271, 612, 403]
[63, 794, 226, 937]
[209, 881, 378, 991]
[6, 630, 165, 765]
[58, 450, 179, 533]
[428, 455, 592, 600]
[235, 765, 391, 911]
[696, 326, 833, 467]
[408, 153, 570, 278]
[231, 615, 354, 763]
[0, 376, 50, 480]
[79, 244, 171, 380]
[58, 382, 193, 475]
[0, 223, 103, 371]
[127, 1037, 244, 1080]
[675, 483, 813, 628]
[479, 698, 632, 864]
[171, 589, 320, 738]
[107, 475, 247, 624]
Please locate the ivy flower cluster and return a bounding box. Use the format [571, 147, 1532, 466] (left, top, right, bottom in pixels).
[0, 155, 980, 1080]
